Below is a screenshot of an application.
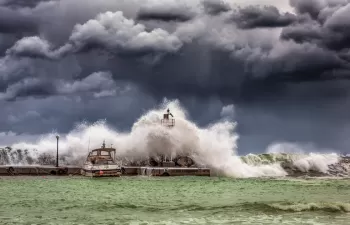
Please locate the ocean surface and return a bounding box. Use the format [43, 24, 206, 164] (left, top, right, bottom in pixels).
[0, 176, 349, 225]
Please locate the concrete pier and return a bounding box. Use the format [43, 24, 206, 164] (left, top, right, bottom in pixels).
[0, 166, 81, 176]
[0, 165, 211, 177]
[137, 167, 211, 176]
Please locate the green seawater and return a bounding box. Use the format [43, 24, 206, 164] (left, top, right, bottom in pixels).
[0, 176, 349, 225]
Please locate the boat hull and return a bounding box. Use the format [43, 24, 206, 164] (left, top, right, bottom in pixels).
[81, 168, 122, 177]
[81, 163, 122, 177]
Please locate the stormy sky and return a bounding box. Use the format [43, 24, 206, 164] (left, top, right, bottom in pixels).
[0, 0, 350, 154]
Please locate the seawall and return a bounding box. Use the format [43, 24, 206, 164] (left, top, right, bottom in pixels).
[0, 166, 212, 177]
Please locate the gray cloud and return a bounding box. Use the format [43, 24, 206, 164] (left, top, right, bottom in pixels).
[58, 71, 129, 97]
[0, 0, 51, 8]
[231, 5, 297, 29]
[289, 0, 327, 19]
[69, 11, 182, 53]
[2, 0, 350, 91]
[8, 110, 40, 123]
[0, 77, 56, 101]
[202, 0, 231, 15]
[6, 37, 60, 59]
[0, 0, 350, 153]
[6, 0, 349, 84]
[280, 21, 323, 43]
[6, 11, 184, 59]
[0, 70, 131, 101]
[324, 3, 350, 31]
[281, 1, 350, 51]
[136, 1, 196, 22]
[0, 6, 37, 34]
[289, 0, 350, 19]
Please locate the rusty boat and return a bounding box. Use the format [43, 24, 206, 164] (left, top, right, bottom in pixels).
[81, 141, 122, 177]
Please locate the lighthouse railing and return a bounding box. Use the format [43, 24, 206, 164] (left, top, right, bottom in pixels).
[161, 118, 175, 127]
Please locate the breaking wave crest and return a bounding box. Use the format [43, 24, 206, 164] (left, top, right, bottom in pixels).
[95, 202, 350, 213]
[265, 202, 350, 213]
[184, 202, 350, 213]
[0, 100, 348, 178]
[242, 152, 340, 173]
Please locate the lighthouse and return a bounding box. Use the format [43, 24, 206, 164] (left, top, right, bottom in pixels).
[161, 108, 175, 127]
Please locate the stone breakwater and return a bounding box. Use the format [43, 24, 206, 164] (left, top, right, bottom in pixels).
[1, 146, 350, 178]
[0, 160, 349, 178]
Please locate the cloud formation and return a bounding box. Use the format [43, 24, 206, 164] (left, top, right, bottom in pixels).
[136, 0, 197, 22]
[0, 6, 37, 34]
[0, 0, 350, 153]
[5, 0, 350, 84]
[7, 11, 183, 59]
[231, 5, 297, 29]
[0, 71, 128, 101]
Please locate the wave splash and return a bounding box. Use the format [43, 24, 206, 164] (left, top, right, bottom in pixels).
[0, 100, 348, 178]
[266, 202, 350, 213]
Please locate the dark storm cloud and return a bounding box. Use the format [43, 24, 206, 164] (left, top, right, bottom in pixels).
[0, 70, 126, 101]
[6, 11, 184, 60]
[2, 0, 350, 98]
[201, 0, 231, 16]
[231, 5, 297, 29]
[136, 2, 195, 22]
[281, 2, 350, 50]
[136, 11, 192, 23]
[0, 7, 37, 33]
[0, 77, 55, 101]
[289, 0, 349, 20]
[280, 21, 323, 43]
[1, 0, 350, 153]
[289, 0, 327, 19]
[0, 0, 51, 8]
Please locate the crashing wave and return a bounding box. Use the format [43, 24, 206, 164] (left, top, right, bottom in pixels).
[0, 100, 348, 178]
[241, 152, 349, 177]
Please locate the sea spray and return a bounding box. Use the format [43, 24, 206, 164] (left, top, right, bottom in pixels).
[0, 99, 344, 177]
[241, 152, 340, 173]
[265, 142, 341, 174]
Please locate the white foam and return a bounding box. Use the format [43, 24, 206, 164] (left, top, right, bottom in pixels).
[8, 99, 289, 178]
[266, 142, 340, 173]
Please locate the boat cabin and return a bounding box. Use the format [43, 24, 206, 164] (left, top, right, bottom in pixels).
[87, 142, 116, 165]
